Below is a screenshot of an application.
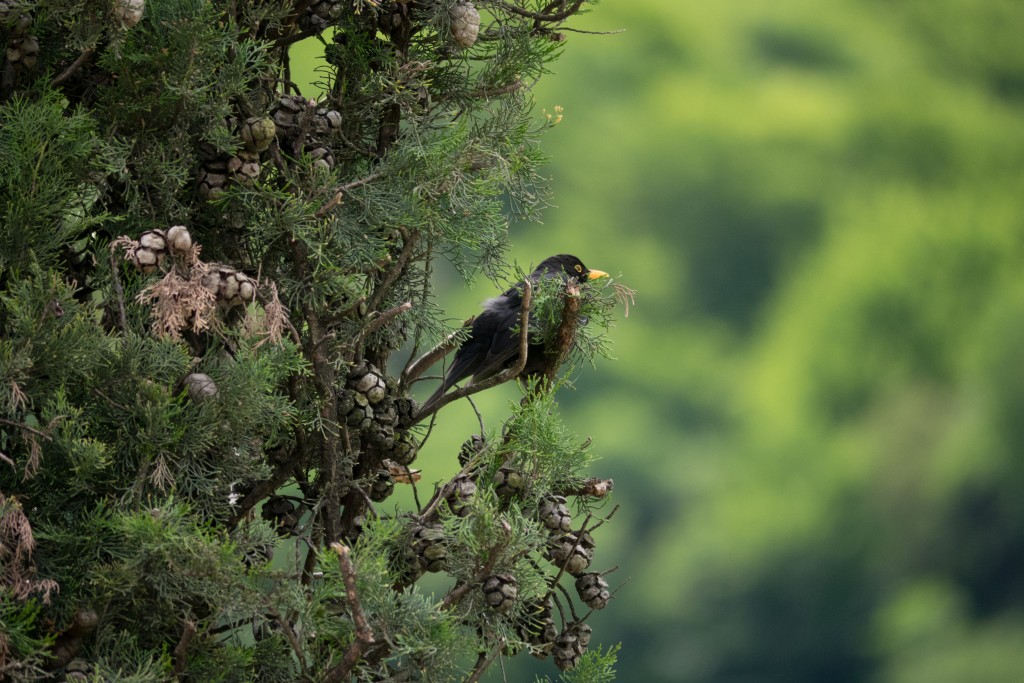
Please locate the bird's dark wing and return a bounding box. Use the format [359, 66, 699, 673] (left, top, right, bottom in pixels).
[465, 294, 524, 384]
[420, 294, 524, 412]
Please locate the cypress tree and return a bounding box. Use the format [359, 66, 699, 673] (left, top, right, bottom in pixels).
[0, 1, 627, 680]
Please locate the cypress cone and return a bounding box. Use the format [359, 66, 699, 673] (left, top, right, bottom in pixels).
[240, 116, 276, 153]
[517, 596, 558, 658]
[301, 0, 343, 32]
[449, 1, 480, 48]
[262, 496, 300, 535]
[575, 572, 611, 610]
[553, 621, 592, 671]
[114, 0, 144, 28]
[548, 530, 595, 575]
[538, 494, 572, 533]
[493, 465, 526, 499]
[445, 473, 477, 517]
[481, 573, 518, 613]
[369, 469, 395, 502]
[459, 434, 486, 467]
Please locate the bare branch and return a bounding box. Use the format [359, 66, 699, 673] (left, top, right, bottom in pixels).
[561, 26, 626, 35]
[365, 230, 419, 318]
[0, 418, 53, 442]
[466, 394, 486, 437]
[172, 620, 197, 678]
[50, 48, 95, 87]
[585, 504, 620, 533]
[300, 526, 323, 587]
[554, 580, 581, 622]
[108, 249, 129, 333]
[417, 478, 458, 522]
[489, 0, 586, 22]
[465, 640, 505, 683]
[362, 301, 412, 339]
[266, 604, 309, 678]
[315, 171, 385, 218]
[554, 477, 614, 499]
[323, 543, 376, 683]
[441, 520, 512, 610]
[470, 78, 524, 99]
[274, 26, 319, 48]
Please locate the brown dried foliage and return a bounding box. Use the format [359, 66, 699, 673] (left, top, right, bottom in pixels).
[9, 380, 27, 410]
[22, 430, 42, 478]
[116, 233, 290, 346]
[110, 234, 139, 256]
[150, 455, 173, 490]
[136, 263, 219, 341]
[612, 282, 636, 318]
[247, 281, 289, 348]
[0, 494, 58, 605]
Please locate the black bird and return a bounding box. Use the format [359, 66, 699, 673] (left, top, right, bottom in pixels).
[422, 254, 608, 412]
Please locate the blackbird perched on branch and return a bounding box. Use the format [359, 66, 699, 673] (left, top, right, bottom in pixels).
[421, 254, 608, 413]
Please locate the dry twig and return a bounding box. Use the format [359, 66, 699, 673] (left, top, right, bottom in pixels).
[361, 301, 412, 340]
[108, 249, 129, 333]
[465, 640, 505, 683]
[50, 48, 95, 87]
[266, 604, 309, 678]
[172, 620, 197, 678]
[554, 477, 614, 499]
[323, 543, 376, 683]
[315, 171, 385, 218]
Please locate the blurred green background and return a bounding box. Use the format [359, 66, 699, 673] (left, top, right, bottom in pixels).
[297, 1, 1024, 680]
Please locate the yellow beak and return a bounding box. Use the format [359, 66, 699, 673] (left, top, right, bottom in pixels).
[587, 269, 609, 280]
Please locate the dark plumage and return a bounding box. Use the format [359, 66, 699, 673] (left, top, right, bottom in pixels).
[422, 255, 608, 412]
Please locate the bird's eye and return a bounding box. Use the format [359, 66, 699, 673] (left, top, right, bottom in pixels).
[574, 264, 583, 273]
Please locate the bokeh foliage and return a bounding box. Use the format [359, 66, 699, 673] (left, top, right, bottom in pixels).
[388, 1, 1024, 681]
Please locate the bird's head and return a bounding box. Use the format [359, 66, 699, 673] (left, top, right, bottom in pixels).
[536, 254, 609, 282]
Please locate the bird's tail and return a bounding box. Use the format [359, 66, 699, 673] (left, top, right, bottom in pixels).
[418, 345, 481, 416]
[418, 385, 447, 416]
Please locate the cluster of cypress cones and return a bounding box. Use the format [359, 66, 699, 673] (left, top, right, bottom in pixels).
[432, 434, 616, 670]
[127, 225, 258, 311]
[196, 93, 344, 200]
[339, 362, 418, 503]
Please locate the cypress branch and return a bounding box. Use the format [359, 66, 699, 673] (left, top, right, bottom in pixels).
[0, 1, 626, 679]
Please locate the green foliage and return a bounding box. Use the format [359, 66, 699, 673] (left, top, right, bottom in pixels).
[0, 92, 114, 274]
[494, 386, 598, 497]
[90, 629, 174, 682]
[0, 597, 52, 680]
[315, 523, 472, 680]
[520, 266, 622, 371]
[95, 502, 257, 640]
[0, 0, 620, 680]
[535, 645, 620, 683]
